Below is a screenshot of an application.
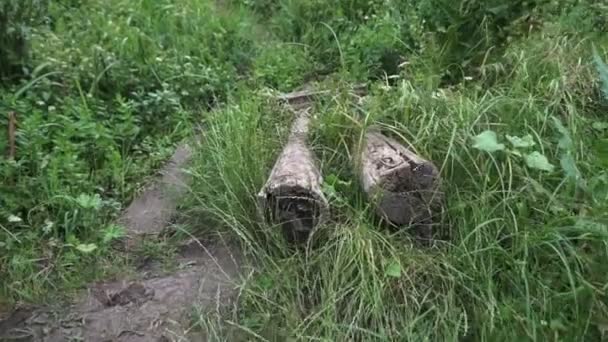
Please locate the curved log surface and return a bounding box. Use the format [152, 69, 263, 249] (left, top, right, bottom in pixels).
[359, 130, 444, 240]
[258, 107, 328, 244]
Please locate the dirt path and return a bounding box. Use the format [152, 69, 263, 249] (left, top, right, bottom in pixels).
[119, 144, 192, 238]
[0, 142, 244, 342]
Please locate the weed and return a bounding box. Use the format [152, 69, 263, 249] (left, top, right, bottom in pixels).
[0, 0, 261, 302]
[0, 0, 49, 81]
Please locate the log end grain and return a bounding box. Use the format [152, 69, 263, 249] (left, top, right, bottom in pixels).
[259, 184, 328, 244]
[360, 131, 444, 239]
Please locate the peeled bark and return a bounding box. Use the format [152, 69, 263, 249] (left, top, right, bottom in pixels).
[358, 130, 443, 239]
[258, 106, 328, 244]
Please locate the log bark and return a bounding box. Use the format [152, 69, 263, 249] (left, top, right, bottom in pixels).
[275, 83, 367, 111]
[258, 107, 328, 244]
[358, 130, 443, 239]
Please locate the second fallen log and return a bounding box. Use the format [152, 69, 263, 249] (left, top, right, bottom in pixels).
[258, 109, 329, 244]
[358, 130, 443, 238]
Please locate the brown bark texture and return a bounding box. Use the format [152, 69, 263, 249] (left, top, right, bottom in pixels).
[257, 98, 329, 244]
[258, 84, 329, 243]
[258, 84, 366, 243]
[358, 130, 443, 238]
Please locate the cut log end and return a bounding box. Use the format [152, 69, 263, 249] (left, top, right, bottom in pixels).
[360, 131, 444, 238]
[259, 184, 328, 244]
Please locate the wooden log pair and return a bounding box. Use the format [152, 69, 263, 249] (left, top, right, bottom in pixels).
[258, 88, 443, 243]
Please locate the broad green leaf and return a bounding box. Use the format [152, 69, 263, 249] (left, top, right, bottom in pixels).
[558, 136, 573, 151]
[472, 130, 505, 152]
[506, 134, 535, 148]
[589, 174, 608, 204]
[75, 193, 102, 210]
[487, 4, 509, 15]
[560, 154, 581, 180]
[551, 116, 569, 136]
[322, 182, 338, 198]
[385, 261, 402, 278]
[592, 122, 608, 131]
[574, 219, 607, 234]
[563, 219, 608, 239]
[76, 243, 98, 253]
[324, 173, 339, 185]
[551, 116, 573, 151]
[323, 173, 350, 206]
[593, 46, 608, 98]
[549, 319, 567, 332]
[525, 151, 555, 172]
[102, 224, 125, 243]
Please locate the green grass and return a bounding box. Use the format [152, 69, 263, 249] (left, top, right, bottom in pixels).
[183, 1, 608, 340]
[0, 0, 262, 303]
[2, 0, 608, 340]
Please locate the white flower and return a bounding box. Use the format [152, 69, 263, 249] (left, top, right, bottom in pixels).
[8, 215, 22, 223]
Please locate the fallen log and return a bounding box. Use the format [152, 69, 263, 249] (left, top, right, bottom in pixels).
[358, 130, 443, 239]
[275, 83, 367, 111]
[257, 105, 328, 244]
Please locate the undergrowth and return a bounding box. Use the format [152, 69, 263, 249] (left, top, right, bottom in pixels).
[0, 0, 264, 303]
[184, 0, 608, 341]
[1, 0, 608, 340]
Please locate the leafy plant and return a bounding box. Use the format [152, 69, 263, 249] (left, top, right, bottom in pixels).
[0, 0, 266, 302]
[472, 130, 505, 152]
[472, 129, 558, 172]
[525, 151, 555, 172]
[0, 0, 49, 81]
[593, 47, 608, 99]
[1, 1, 607, 341]
[384, 260, 402, 278]
[506, 134, 535, 148]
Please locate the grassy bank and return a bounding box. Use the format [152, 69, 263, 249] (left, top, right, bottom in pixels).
[183, 1, 608, 340]
[0, 0, 264, 303]
[1, 0, 608, 340]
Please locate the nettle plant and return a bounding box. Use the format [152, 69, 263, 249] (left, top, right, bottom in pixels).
[473, 129, 553, 172]
[471, 116, 580, 178]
